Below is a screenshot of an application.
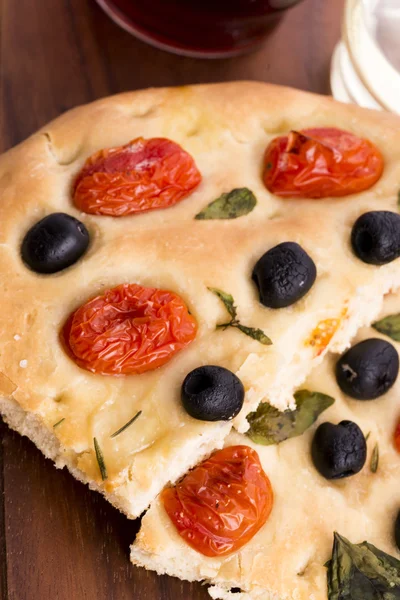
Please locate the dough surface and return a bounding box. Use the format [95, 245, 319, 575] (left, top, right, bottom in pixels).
[131, 294, 400, 599]
[1, 82, 400, 517]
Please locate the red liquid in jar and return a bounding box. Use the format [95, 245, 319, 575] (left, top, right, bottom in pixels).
[96, 0, 304, 57]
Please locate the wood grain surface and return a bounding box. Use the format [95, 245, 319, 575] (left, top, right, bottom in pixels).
[0, 1, 344, 598]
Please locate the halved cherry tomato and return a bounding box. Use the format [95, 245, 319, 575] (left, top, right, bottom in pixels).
[395, 420, 400, 453]
[62, 284, 197, 375]
[73, 137, 202, 216]
[263, 128, 384, 198]
[162, 445, 273, 557]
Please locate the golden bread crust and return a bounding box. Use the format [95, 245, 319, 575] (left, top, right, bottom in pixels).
[1, 82, 400, 517]
[131, 295, 400, 599]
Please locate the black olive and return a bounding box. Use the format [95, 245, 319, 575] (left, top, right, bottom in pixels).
[351, 211, 400, 265]
[181, 365, 244, 422]
[395, 510, 400, 551]
[311, 420, 367, 480]
[21, 213, 90, 274]
[252, 242, 317, 309]
[336, 338, 399, 400]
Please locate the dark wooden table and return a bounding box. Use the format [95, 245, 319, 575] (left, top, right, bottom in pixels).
[0, 1, 344, 598]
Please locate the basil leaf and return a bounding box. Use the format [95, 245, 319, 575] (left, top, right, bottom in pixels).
[94, 437, 108, 481]
[246, 389, 334, 445]
[370, 443, 379, 473]
[247, 403, 295, 445]
[373, 313, 400, 342]
[327, 532, 400, 600]
[236, 323, 272, 346]
[195, 188, 256, 220]
[208, 287, 237, 319]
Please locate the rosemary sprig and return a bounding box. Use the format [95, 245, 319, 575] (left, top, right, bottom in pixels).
[53, 418, 65, 428]
[370, 443, 379, 474]
[94, 437, 108, 481]
[110, 411, 142, 439]
[208, 287, 272, 346]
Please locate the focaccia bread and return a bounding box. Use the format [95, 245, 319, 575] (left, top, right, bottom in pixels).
[131, 293, 400, 599]
[1, 82, 400, 519]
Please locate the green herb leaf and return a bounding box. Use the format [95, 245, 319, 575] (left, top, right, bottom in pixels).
[195, 188, 256, 220]
[110, 411, 142, 439]
[373, 313, 400, 342]
[246, 389, 334, 445]
[236, 323, 272, 346]
[370, 443, 379, 473]
[209, 287, 272, 346]
[208, 287, 237, 319]
[93, 437, 108, 481]
[53, 418, 65, 428]
[365, 431, 371, 442]
[326, 532, 400, 600]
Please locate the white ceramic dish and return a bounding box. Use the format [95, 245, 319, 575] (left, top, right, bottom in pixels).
[331, 0, 400, 115]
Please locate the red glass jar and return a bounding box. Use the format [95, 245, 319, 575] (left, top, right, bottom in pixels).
[96, 0, 304, 58]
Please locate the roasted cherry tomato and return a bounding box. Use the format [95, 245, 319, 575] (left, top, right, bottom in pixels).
[73, 137, 202, 216]
[263, 128, 384, 198]
[306, 318, 341, 357]
[395, 420, 400, 453]
[162, 445, 273, 557]
[62, 284, 197, 375]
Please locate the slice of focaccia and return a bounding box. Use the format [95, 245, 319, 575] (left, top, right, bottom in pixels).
[131, 293, 400, 599]
[1, 82, 400, 519]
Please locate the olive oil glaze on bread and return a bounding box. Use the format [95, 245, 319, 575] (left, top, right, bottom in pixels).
[0, 84, 399, 599]
[132, 297, 400, 600]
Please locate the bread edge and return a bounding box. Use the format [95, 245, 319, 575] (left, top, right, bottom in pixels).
[130, 545, 280, 600]
[0, 394, 228, 519]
